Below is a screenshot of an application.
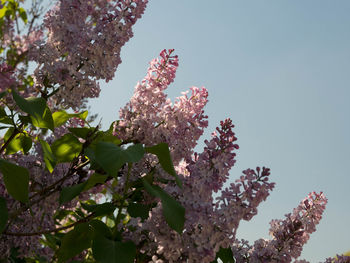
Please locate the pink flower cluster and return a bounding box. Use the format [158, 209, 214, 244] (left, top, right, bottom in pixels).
[30, 0, 148, 108]
[1, 0, 349, 258]
[0, 63, 16, 91]
[116, 49, 209, 164]
[249, 192, 327, 262]
[113, 50, 347, 263]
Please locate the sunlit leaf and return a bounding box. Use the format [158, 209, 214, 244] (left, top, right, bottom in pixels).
[52, 110, 88, 128]
[18, 7, 27, 23]
[39, 139, 56, 173]
[4, 132, 32, 155]
[12, 91, 53, 130]
[51, 134, 82, 163]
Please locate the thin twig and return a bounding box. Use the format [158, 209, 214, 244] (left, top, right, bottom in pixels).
[3, 212, 96, 236]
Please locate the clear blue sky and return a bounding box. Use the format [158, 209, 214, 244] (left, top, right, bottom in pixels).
[89, 1, 350, 261]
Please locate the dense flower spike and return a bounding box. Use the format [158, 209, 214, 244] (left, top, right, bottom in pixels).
[30, 0, 148, 108]
[113, 51, 344, 263]
[250, 192, 328, 262]
[216, 167, 275, 235]
[136, 119, 241, 262]
[116, 49, 208, 163]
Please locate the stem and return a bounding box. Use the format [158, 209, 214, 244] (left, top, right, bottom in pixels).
[29, 159, 90, 200]
[5, 126, 99, 230]
[4, 159, 90, 233]
[3, 212, 96, 236]
[112, 163, 132, 238]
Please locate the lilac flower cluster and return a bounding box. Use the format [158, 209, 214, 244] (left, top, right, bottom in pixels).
[1, 0, 349, 260]
[30, 0, 148, 108]
[114, 50, 348, 263]
[249, 192, 327, 262]
[0, 63, 16, 91]
[116, 49, 209, 164]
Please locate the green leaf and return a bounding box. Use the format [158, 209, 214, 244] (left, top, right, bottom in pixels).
[18, 7, 27, 23]
[83, 173, 108, 191]
[54, 209, 74, 223]
[3, 127, 13, 141]
[42, 233, 61, 250]
[142, 179, 185, 233]
[52, 110, 88, 128]
[0, 116, 12, 125]
[39, 139, 56, 173]
[31, 106, 54, 130]
[77, 110, 88, 120]
[18, 114, 31, 125]
[0, 104, 11, 124]
[94, 142, 144, 177]
[212, 247, 235, 263]
[68, 127, 94, 139]
[12, 91, 54, 130]
[52, 111, 69, 127]
[0, 92, 6, 100]
[95, 142, 125, 177]
[0, 5, 8, 19]
[51, 134, 82, 163]
[123, 144, 145, 163]
[0, 159, 29, 203]
[92, 236, 136, 263]
[21, 134, 32, 153]
[4, 132, 21, 155]
[127, 203, 150, 220]
[0, 197, 8, 233]
[12, 90, 45, 116]
[85, 147, 100, 170]
[59, 182, 87, 205]
[57, 223, 93, 262]
[89, 220, 112, 239]
[88, 129, 121, 149]
[4, 132, 32, 155]
[98, 132, 121, 145]
[81, 202, 116, 217]
[145, 143, 182, 187]
[0, 107, 7, 117]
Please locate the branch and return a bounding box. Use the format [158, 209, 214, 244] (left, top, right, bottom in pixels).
[6, 126, 100, 227]
[3, 212, 96, 236]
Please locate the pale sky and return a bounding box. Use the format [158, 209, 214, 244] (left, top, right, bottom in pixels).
[89, 1, 350, 261]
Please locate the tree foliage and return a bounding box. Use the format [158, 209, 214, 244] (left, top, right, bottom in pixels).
[0, 1, 349, 262]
